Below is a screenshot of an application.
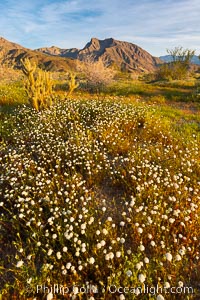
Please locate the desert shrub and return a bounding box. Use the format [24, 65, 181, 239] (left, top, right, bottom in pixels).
[77, 59, 116, 94]
[157, 47, 195, 81]
[154, 63, 190, 81]
[155, 63, 173, 81]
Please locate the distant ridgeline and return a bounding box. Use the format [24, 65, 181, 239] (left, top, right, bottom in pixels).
[160, 54, 200, 65]
[0, 36, 162, 74]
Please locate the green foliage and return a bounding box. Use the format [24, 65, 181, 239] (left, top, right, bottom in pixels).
[106, 80, 154, 96]
[157, 47, 196, 81]
[0, 81, 27, 106]
[167, 46, 195, 64]
[21, 58, 54, 110]
[193, 80, 200, 101]
[156, 63, 174, 81]
[156, 62, 192, 81]
[106, 79, 197, 103]
[149, 95, 166, 104]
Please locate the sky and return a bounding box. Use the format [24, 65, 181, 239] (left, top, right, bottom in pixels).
[0, 0, 200, 56]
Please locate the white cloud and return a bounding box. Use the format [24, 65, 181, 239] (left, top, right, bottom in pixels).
[0, 0, 200, 55]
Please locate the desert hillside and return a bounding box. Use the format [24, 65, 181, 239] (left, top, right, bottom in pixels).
[37, 37, 162, 73]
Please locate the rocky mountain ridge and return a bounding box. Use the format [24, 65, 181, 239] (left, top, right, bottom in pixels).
[0, 36, 78, 72]
[36, 37, 162, 73]
[0, 36, 162, 74]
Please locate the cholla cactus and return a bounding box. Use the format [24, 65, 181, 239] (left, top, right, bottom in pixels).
[21, 58, 53, 110]
[67, 72, 79, 97]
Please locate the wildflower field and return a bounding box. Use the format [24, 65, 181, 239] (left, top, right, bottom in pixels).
[0, 96, 200, 300]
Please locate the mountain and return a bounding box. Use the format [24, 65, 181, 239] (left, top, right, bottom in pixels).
[160, 54, 200, 65]
[0, 36, 78, 72]
[0, 36, 24, 51]
[0, 36, 161, 74]
[37, 37, 162, 73]
[36, 45, 79, 59]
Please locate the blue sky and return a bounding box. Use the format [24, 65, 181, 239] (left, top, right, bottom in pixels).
[0, 0, 200, 56]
